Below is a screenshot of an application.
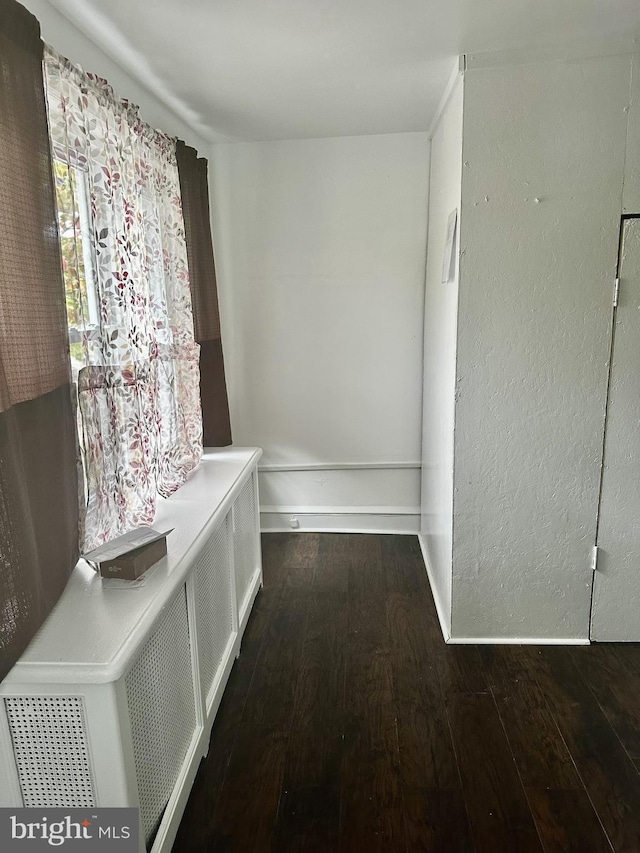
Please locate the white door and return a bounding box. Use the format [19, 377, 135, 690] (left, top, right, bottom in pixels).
[591, 217, 640, 640]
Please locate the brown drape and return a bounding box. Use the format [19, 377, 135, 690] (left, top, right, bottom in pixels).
[0, 0, 79, 680]
[176, 142, 232, 447]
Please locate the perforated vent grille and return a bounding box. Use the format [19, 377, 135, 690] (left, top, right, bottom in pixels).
[125, 587, 196, 845]
[233, 474, 259, 613]
[5, 696, 96, 807]
[195, 516, 234, 707]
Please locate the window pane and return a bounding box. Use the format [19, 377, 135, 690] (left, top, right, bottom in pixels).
[52, 160, 98, 379]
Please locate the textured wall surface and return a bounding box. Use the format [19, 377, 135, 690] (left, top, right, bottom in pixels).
[210, 133, 429, 523]
[452, 54, 631, 639]
[420, 76, 464, 634]
[592, 219, 640, 640]
[623, 54, 640, 215]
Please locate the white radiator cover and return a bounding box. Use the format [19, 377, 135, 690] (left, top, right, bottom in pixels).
[0, 448, 263, 853]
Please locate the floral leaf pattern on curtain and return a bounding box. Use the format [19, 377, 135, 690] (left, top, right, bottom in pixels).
[44, 47, 202, 551]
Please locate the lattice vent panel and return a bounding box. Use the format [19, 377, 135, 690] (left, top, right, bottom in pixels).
[195, 515, 234, 707]
[233, 474, 259, 613]
[5, 696, 96, 807]
[125, 587, 196, 846]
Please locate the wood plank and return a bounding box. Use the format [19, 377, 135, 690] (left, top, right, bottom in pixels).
[209, 724, 289, 851]
[526, 788, 613, 853]
[345, 639, 395, 730]
[446, 692, 543, 852]
[242, 605, 308, 727]
[291, 598, 347, 729]
[387, 592, 460, 788]
[173, 604, 273, 851]
[480, 645, 583, 789]
[254, 563, 315, 613]
[257, 533, 318, 610]
[320, 533, 384, 602]
[571, 643, 640, 759]
[173, 693, 252, 851]
[417, 571, 488, 697]
[261, 531, 320, 572]
[348, 591, 390, 648]
[345, 584, 396, 772]
[613, 643, 640, 680]
[272, 787, 340, 853]
[310, 534, 350, 597]
[340, 715, 406, 852]
[318, 532, 383, 572]
[236, 601, 271, 665]
[415, 582, 487, 698]
[438, 645, 489, 696]
[270, 564, 316, 611]
[530, 646, 640, 853]
[380, 534, 427, 593]
[172, 730, 234, 853]
[402, 788, 475, 853]
[283, 725, 345, 790]
[175, 601, 274, 841]
[347, 560, 393, 729]
[386, 591, 433, 674]
[396, 693, 462, 790]
[345, 534, 387, 603]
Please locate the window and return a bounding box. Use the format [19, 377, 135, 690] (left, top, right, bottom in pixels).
[52, 160, 99, 380]
[45, 46, 202, 551]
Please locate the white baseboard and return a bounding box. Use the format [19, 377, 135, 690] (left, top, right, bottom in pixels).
[261, 506, 420, 535]
[259, 461, 420, 472]
[418, 534, 451, 641]
[446, 636, 590, 645]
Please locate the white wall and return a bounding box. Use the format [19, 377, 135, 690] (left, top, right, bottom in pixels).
[209, 133, 430, 531]
[623, 53, 640, 214]
[22, 0, 429, 533]
[451, 52, 632, 640]
[419, 75, 463, 636]
[22, 0, 208, 152]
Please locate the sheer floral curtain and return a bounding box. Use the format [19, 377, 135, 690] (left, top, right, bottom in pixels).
[44, 48, 202, 551]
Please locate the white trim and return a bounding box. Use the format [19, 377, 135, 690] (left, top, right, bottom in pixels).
[418, 534, 451, 642]
[0, 705, 22, 806]
[238, 568, 262, 636]
[150, 725, 203, 853]
[446, 636, 590, 645]
[261, 510, 419, 535]
[204, 632, 237, 735]
[428, 58, 464, 139]
[258, 461, 420, 472]
[260, 504, 419, 515]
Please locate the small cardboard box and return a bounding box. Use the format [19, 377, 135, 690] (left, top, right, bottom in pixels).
[83, 526, 171, 581]
[99, 536, 168, 580]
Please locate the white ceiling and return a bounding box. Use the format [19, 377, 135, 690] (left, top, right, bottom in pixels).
[47, 0, 640, 142]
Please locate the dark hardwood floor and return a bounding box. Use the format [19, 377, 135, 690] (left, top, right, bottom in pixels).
[173, 533, 640, 852]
